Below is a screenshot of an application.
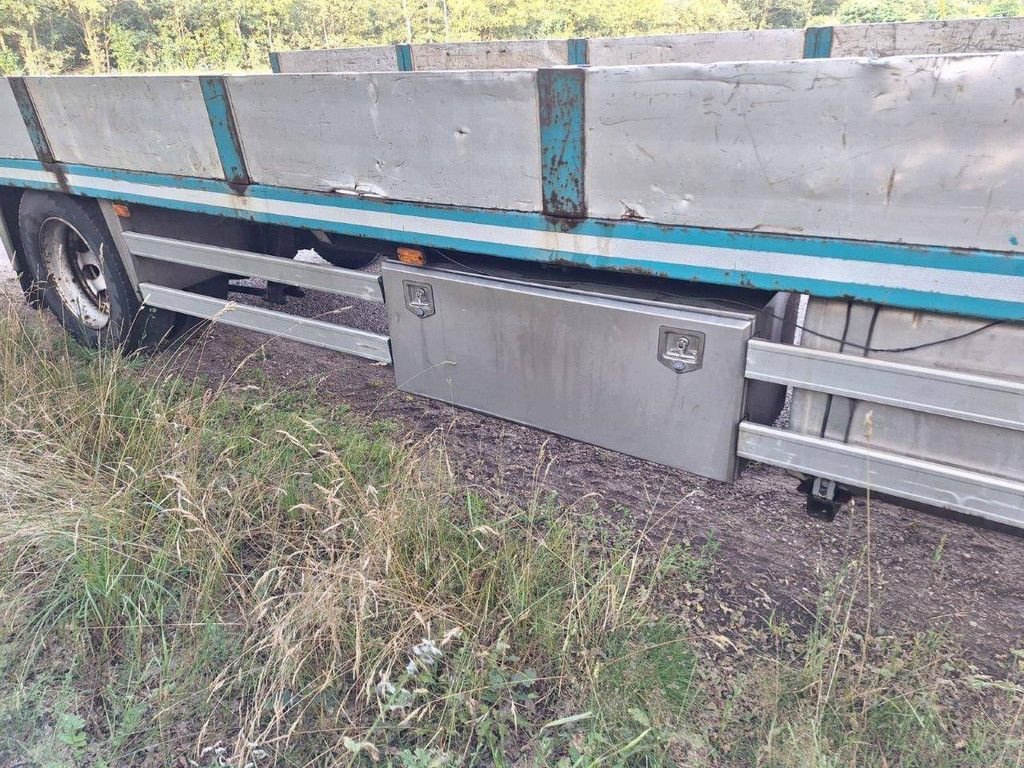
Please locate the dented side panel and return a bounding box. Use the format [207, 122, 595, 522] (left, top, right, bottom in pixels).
[584, 55, 1024, 254]
[413, 39, 568, 69]
[25, 76, 224, 179]
[274, 46, 399, 73]
[587, 29, 805, 65]
[831, 17, 1024, 57]
[225, 71, 542, 211]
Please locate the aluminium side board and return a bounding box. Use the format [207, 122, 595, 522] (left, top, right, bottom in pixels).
[271, 16, 1024, 72]
[273, 38, 570, 73]
[1, 54, 1023, 321]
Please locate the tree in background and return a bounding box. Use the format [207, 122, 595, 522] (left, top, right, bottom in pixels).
[670, 0, 753, 31]
[57, 0, 120, 71]
[0, 0, 1018, 74]
[837, 0, 906, 20]
[0, 0, 74, 73]
[741, 0, 814, 28]
[988, 0, 1020, 14]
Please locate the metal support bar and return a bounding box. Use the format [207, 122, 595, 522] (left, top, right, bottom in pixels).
[8, 78, 55, 164]
[537, 67, 586, 218]
[140, 282, 392, 363]
[803, 26, 834, 58]
[198, 76, 250, 186]
[123, 232, 383, 303]
[395, 44, 414, 71]
[746, 339, 1024, 432]
[567, 38, 589, 65]
[737, 422, 1024, 528]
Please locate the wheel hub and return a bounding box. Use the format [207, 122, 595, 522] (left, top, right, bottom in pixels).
[38, 217, 110, 330]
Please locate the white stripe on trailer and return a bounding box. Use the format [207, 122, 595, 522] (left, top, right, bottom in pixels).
[3, 163, 1024, 308]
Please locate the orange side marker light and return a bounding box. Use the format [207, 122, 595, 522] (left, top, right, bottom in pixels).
[396, 247, 425, 266]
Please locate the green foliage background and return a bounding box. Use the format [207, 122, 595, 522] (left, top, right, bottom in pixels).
[0, 0, 1021, 75]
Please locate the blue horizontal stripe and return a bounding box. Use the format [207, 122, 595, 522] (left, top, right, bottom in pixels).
[0, 157, 48, 172]
[21, 159, 1024, 276]
[0, 157, 1022, 320]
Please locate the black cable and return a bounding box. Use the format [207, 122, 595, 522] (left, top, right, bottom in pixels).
[819, 300, 852, 438]
[683, 294, 1004, 354]
[842, 304, 882, 443]
[788, 315, 1002, 354]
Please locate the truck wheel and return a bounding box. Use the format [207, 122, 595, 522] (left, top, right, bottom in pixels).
[317, 246, 380, 270]
[17, 191, 173, 350]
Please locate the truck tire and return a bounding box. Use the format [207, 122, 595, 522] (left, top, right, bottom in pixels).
[316, 246, 380, 270]
[17, 191, 174, 350]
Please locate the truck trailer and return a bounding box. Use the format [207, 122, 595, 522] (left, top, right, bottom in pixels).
[1, 17, 1022, 527]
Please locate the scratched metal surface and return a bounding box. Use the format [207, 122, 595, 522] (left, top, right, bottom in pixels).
[587, 29, 805, 65]
[831, 17, 1024, 57]
[25, 76, 224, 179]
[275, 46, 399, 73]
[225, 71, 542, 210]
[271, 18, 1024, 72]
[0, 80, 36, 160]
[584, 54, 1024, 253]
[413, 39, 568, 69]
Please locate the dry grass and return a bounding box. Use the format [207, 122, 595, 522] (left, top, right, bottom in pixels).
[0, 304, 696, 766]
[0, 301, 1021, 768]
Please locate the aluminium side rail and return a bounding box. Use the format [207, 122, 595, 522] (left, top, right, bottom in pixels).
[271, 16, 1024, 72]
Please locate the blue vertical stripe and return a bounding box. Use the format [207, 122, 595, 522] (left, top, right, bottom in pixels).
[268, 51, 282, 72]
[199, 76, 250, 187]
[567, 38, 589, 66]
[803, 27, 834, 58]
[8, 78, 55, 164]
[395, 43, 414, 71]
[537, 68, 586, 218]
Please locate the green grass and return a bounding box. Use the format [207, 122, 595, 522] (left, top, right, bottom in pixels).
[712, 562, 1024, 768]
[0, 302, 1021, 767]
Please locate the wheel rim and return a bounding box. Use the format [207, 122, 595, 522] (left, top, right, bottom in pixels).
[38, 217, 110, 330]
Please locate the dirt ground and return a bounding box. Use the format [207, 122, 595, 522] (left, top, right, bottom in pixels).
[2, 253, 1022, 675]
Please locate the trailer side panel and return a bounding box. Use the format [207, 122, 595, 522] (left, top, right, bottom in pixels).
[587, 29, 805, 65]
[831, 17, 1024, 57]
[584, 55, 1024, 253]
[26, 76, 223, 179]
[226, 71, 543, 210]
